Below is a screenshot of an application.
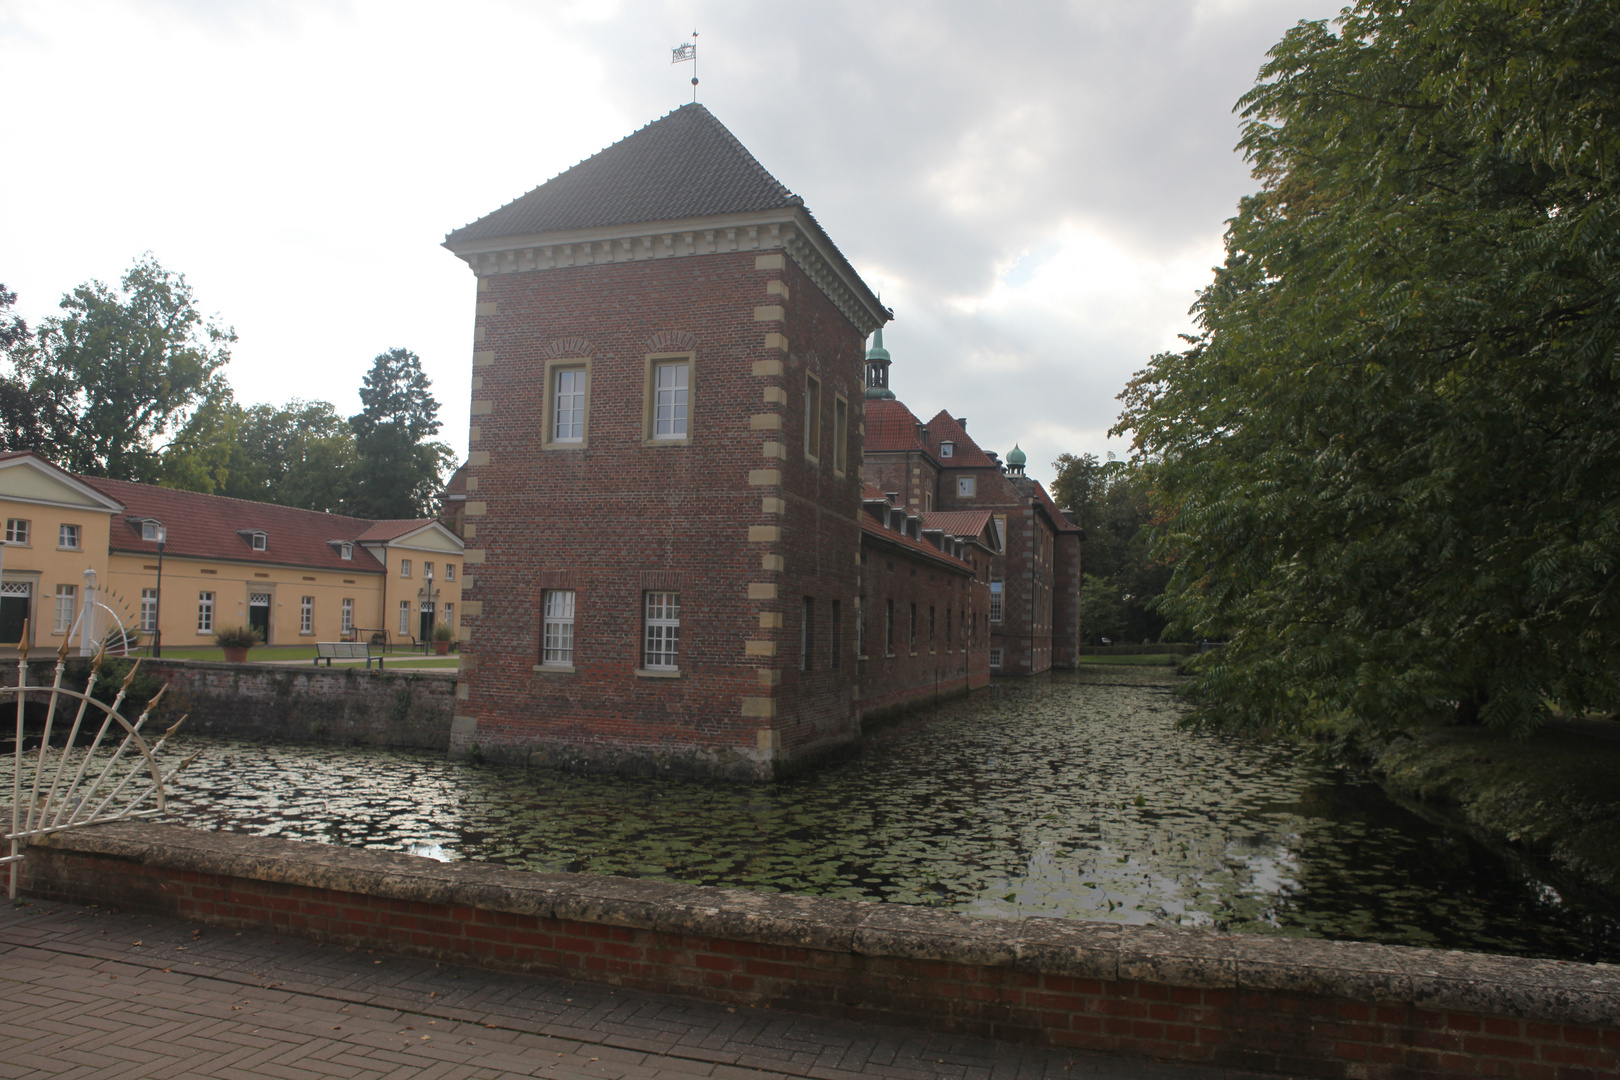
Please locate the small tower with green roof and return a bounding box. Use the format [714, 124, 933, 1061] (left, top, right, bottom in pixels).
[864, 329, 895, 399]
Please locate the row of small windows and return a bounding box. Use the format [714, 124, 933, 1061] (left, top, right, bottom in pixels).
[856, 597, 985, 661]
[539, 590, 679, 671]
[542, 359, 849, 471]
[6, 518, 81, 550]
[397, 559, 455, 580]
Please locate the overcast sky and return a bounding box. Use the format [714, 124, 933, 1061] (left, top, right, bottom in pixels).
[1, 0, 1340, 489]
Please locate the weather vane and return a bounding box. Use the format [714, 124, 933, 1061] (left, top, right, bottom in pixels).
[671, 29, 698, 103]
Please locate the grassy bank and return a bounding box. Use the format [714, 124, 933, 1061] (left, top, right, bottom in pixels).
[1368, 721, 1620, 900]
[1072, 653, 1181, 666]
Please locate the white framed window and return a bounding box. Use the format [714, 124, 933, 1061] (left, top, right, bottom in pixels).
[552, 366, 587, 442]
[990, 647, 1004, 671]
[443, 602, 453, 630]
[651, 360, 689, 438]
[341, 598, 353, 635]
[5, 518, 29, 544]
[542, 590, 576, 666]
[445, 563, 456, 581]
[58, 523, 80, 550]
[300, 596, 313, 634]
[940, 442, 955, 458]
[399, 559, 411, 578]
[54, 584, 76, 634]
[833, 396, 848, 473]
[957, 476, 976, 497]
[804, 372, 822, 459]
[992, 514, 1006, 551]
[831, 598, 841, 669]
[399, 600, 410, 635]
[141, 520, 161, 541]
[990, 579, 1004, 624]
[856, 596, 866, 658]
[800, 596, 815, 671]
[141, 588, 157, 632]
[197, 591, 214, 633]
[340, 542, 353, 560]
[643, 591, 679, 669]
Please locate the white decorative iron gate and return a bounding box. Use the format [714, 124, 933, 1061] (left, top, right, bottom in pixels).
[3, 624, 195, 899]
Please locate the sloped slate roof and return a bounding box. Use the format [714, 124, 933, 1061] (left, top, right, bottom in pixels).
[83, 477, 396, 574]
[446, 104, 801, 245]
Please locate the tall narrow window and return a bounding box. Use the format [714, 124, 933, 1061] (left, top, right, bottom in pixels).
[444, 602, 453, 630]
[831, 599, 841, 669]
[197, 591, 214, 633]
[542, 590, 576, 666]
[54, 584, 76, 634]
[553, 367, 587, 442]
[651, 360, 689, 439]
[946, 608, 953, 649]
[141, 588, 158, 632]
[300, 596, 314, 634]
[909, 602, 917, 653]
[445, 563, 456, 581]
[885, 599, 895, 655]
[424, 562, 434, 580]
[399, 559, 412, 578]
[990, 579, 1004, 623]
[399, 600, 410, 635]
[804, 373, 822, 459]
[341, 598, 354, 635]
[929, 605, 936, 649]
[856, 596, 866, 658]
[801, 596, 815, 672]
[833, 396, 848, 473]
[990, 647, 1004, 671]
[643, 591, 680, 668]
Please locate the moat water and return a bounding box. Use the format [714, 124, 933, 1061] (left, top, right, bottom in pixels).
[163, 667, 1619, 963]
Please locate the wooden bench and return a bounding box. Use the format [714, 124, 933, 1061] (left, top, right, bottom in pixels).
[313, 641, 383, 670]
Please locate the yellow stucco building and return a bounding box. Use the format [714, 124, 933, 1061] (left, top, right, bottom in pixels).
[0, 452, 463, 652]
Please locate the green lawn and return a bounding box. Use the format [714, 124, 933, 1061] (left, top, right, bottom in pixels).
[138, 645, 459, 665]
[1073, 653, 1182, 666]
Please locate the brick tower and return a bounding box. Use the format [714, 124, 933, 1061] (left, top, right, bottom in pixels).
[443, 104, 888, 779]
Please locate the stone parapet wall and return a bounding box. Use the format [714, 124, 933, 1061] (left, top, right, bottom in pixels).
[3, 658, 458, 750]
[14, 822, 1617, 1080]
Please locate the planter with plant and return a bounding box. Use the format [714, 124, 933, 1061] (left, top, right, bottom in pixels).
[215, 625, 262, 662]
[431, 622, 455, 655]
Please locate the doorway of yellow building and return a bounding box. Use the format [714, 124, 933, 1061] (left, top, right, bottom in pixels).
[249, 593, 271, 644]
[0, 581, 30, 645]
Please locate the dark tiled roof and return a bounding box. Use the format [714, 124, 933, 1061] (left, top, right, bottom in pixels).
[356, 519, 439, 544]
[446, 104, 801, 245]
[441, 463, 469, 498]
[83, 477, 398, 574]
[922, 411, 997, 469]
[859, 515, 973, 573]
[864, 399, 927, 454]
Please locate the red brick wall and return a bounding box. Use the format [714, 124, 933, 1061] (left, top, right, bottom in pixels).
[20, 846, 1616, 1080]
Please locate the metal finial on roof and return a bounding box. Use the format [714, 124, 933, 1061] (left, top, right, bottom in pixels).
[864, 328, 895, 400]
[671, 30, 698, 102]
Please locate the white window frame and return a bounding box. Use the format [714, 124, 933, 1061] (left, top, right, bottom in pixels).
[5, 519, 29, 544]
[551, 365, 588, 443]
[250, 531, 267, 551]
[651, 360, 689, 439]
[399, 559, 411, 578]
[957, 475, 976, 497]
[424, 561, 434, 580]
[445, 563, 455, 581]
[300, 596, 314, 634]
[940, 442, 954, 459]
[197, 591, 214, 633]
[642, 591, 679, 670]
[990, 579, 1004, 624]
[140, 588, 157, 633]
[990, 647, 1004, 671]
[140, 520, 161, 541]
[443, 602, 453, 631]
[341, 598, 354, 635]
[58, 523, 80, 550]
[541, 589, 576, 667]
[340, 542, 353, 560]
[399, 600, 410, 635]
[54, 584, 76, 635]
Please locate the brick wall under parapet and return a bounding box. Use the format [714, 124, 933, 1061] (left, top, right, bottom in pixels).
[13, 822, 1618, 1080]
[1, 657, 458, 750]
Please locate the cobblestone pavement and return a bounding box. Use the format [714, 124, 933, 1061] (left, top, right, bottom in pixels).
[1, 900, 1272, 1080]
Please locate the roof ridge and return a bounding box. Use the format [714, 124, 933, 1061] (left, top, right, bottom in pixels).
[82, 475, 384, 528]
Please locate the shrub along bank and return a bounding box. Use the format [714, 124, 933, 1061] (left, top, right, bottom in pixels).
[1362, 721, 1620, 902]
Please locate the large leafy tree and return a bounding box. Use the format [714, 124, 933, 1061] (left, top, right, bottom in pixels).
[1052, 452, 1172, 643]
[160, 393, 358, 513]
[4, 256, 234, 480]
[347, 348, 453, 518]
[1115, 0, 1620, 736]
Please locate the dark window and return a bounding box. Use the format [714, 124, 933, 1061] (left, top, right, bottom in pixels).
[886, 599, 895, 654]
[909, 603, 917, 652]
[831, 599, 841, 668]
[801, 596, 815, 672]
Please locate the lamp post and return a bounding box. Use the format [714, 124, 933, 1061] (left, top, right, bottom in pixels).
[150, 521, 166, 657]
[80, 566, 98, 657]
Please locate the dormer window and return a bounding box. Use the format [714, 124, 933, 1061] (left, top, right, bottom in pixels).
[238, 529, 268, 551]
[340, 542, 353, 560]
[940, 442, 954, 458]
[141, 520, 161, 541]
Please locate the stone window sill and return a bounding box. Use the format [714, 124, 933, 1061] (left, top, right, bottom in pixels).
[532, 664, 575, 675]
[634, 667, 680, 679]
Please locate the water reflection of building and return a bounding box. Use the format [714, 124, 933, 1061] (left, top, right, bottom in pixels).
[442, 104, 1079, 779]
[0, 451, 463, 650]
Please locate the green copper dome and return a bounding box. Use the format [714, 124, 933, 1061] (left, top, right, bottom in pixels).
[864, 328, 894, 399]
[865, 328, 891, 362]
[1006, 443, 1026, 467]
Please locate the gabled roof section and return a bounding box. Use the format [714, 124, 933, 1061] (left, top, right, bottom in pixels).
[358, 519, 465, 553]
[83, 476, 387, 573]
[923, 509, 994, 539]
[446, 105, 801, 245]
[1009, 476, 1082, 534]
[922, 411, 997, 469]
[0, 452, 126, 513]
[865, 398, 929, 455]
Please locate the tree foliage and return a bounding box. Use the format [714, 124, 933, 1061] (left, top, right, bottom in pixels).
[1052, 452, 1172, 643]
[1115, 0, 1620, 736]
[347, 348, 453, 519]
[160, 392, 358, 512]
[2, 256, 233, 480]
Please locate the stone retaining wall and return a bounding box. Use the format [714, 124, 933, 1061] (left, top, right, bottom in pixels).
[4, 657, 458, 750]
[12, 822, 1617, 1080]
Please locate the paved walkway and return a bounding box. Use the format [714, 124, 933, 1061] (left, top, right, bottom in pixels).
[0, 901, 1271, 1080]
